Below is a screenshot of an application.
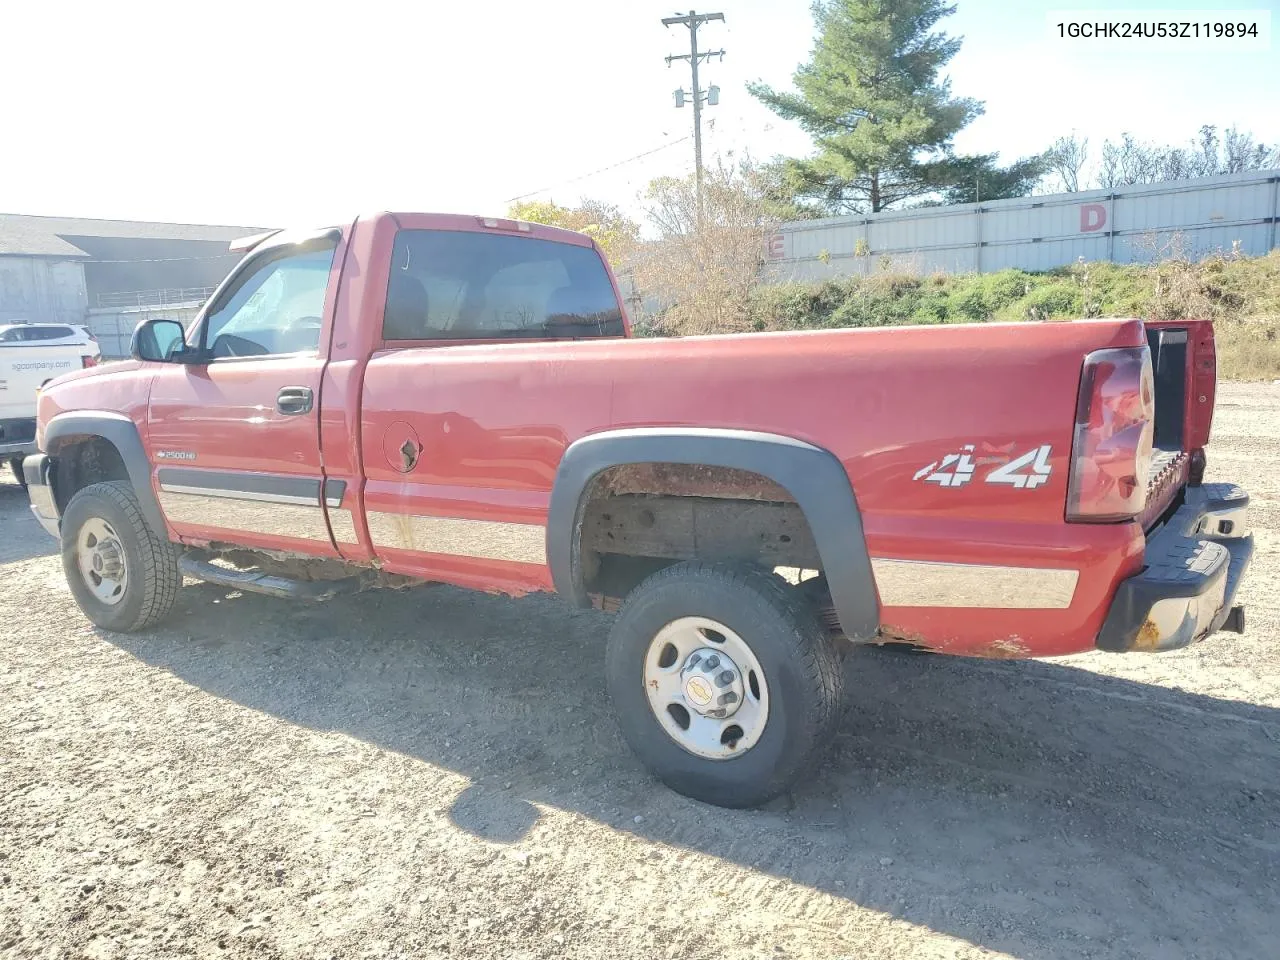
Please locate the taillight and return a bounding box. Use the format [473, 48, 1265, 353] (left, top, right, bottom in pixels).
[1066, 346, 1154, 522]
[82, 355, 98, 368]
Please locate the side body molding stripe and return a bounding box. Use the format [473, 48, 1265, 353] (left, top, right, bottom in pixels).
[547, 427, 881, 642]
[155, 467, 336, 505]
[44, 411, 166, 534]
[153, 468, 349, 543]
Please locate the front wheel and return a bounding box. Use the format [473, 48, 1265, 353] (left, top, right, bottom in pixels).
[60, 481, 181, 632]
[605, 562, 845, 808]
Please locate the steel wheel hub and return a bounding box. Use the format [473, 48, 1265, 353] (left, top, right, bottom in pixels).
[75, 517, 129, 606]
[643, 616, 770, 761]
[679, 648, 745, 719]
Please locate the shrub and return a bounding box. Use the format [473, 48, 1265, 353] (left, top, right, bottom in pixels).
[708, 250, 1280, 378]
[946, 284, 989, 322]
[1021, 282, 1083, 320]
[911, 291, 950, 324]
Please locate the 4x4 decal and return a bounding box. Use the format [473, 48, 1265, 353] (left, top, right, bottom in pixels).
[914, 444, 1053, 489]
[913, 445, 977, 487]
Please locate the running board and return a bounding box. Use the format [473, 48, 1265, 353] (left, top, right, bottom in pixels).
[178, 555, 364, 601]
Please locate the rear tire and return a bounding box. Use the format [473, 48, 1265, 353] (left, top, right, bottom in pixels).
[605, 561, 845, 808]
[8, 457, 25, 489]
[61, 481, 181, 632]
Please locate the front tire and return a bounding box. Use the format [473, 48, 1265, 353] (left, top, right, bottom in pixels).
[60, 481, 181, 632]
[605, 562, 844, 808]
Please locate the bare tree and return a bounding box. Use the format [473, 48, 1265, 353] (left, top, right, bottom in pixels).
[1100, 133, 1162, 187]
[1044, 133, 1089, 192]
[1222, 125, 1278, 173]
[1097, 138, 1124, 188]
[1098, 125, 1278, 188]
[1190, 125, 1221, 177]
[1158, 145, 1196, 182]
[632, 159, 780, 336]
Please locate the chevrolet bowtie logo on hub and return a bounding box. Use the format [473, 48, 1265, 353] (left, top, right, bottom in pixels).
[684, 675, 713, 707]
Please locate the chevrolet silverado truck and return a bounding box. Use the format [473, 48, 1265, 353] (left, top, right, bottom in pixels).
[22, 213, 1253, 807]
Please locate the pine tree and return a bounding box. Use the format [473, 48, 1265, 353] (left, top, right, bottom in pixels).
[749, 0, 983, 213]
[940, 153, 1047, 204]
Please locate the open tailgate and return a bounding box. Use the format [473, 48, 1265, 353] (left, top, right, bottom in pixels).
[1140, 319, 1217, 529]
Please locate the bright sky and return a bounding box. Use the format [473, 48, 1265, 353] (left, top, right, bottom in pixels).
[2, 0, 1276, 228]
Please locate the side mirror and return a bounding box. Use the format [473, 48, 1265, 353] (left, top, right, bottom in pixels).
[130, 318, 192, 363]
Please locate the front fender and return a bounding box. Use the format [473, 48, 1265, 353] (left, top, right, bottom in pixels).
[43, 411, 165, 535]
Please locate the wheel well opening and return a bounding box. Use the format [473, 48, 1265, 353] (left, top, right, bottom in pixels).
[51, 436, 130, 512]
[577, 463, 826, 609]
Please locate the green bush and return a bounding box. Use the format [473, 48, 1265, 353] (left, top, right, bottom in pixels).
[983, 270, 1035, 309]
[727, 251, 1280, 378]
[911, 290, 950, 324]
[748, 280, 852, 329]
[1020, 282, 1083, 320]
[946, 284, 989, 322]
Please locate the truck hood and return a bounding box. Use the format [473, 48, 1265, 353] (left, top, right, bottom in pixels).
[36, 359, 153, 451]
[43, 358, 144, 390]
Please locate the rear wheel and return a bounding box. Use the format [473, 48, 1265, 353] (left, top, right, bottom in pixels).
[605, 562, 844, 808]
[8, 457, 25, 489]
[60, 481, 181, 632]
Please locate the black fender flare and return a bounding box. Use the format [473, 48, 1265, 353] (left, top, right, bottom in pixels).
[546, 427, 881, 642]
[44, 411, 166, 535]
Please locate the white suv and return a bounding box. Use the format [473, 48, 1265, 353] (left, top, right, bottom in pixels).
[0, 322, 101, 350]
[1, 322, 103, 485]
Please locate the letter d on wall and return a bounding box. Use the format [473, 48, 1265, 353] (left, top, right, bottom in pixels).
[1080, 203, 1107, 233]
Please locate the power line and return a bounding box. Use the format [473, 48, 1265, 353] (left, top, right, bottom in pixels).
[504, 137, 692, 204]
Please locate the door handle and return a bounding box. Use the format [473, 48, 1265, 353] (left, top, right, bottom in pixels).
[276, 386, 314, 416]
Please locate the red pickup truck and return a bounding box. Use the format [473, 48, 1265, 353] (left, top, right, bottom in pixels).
[23, 212, 1253, 807]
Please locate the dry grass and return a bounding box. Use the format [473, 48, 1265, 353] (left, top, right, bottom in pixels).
[1215, 321, 1280, 380]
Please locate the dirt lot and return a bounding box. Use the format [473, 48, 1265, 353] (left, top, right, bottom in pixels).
[2, 382, 1278, 960]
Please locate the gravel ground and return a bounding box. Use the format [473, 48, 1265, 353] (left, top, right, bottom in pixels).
[2, 382, 1278, 960]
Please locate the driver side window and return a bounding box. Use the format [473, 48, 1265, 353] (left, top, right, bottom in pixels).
[203, 246, 336, 358]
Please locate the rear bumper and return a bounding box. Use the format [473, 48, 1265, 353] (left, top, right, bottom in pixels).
[23, 453, 60, 538]
[0, 417, 37, 458]
[1097, 483, 1253, 652]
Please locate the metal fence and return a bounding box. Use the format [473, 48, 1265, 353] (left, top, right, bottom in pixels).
[86, 301, 204, 359]
[764, 169, 1280, 283]
[96, 286, 218, 309]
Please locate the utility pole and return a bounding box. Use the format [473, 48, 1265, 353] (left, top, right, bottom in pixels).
[664, 10, 725, 228]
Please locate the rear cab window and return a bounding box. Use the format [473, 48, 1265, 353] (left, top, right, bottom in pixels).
[382, 230, 624, 341]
